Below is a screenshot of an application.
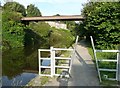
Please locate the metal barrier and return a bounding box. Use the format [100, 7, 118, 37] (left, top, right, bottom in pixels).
[38, 47, 73, 77]
[90, 36, 120, 82]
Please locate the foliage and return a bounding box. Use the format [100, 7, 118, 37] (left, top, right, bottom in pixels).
[2, 10, 26, 50]
[29, 22, 75, 48]
[80, 2, 120, 49]
[40, 76, 50, 85]
[3, 2, 26, 16]
[27, 4, 42, 17]
[50, 27, 75, 48]
[2, 10, 23, 22]
[29, 22, 50, 37]
[2, 48, 25, 79]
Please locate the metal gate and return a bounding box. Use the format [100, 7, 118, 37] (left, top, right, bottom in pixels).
[90, 36, 120, 82]
[38, 47, 74, 77]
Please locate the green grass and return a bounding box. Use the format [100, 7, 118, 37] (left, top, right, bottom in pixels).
[100, 80, 118, 86]
[40, 76, 51, 85]
[87, 43, 118, 85]
[40, 50, 71, 85]
[55, 51, 71, 74]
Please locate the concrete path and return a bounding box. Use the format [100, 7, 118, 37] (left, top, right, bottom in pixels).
[68, 40, 99, 86]
[44, 40, 99, 86]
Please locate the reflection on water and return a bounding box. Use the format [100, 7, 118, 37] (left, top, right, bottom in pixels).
[42, 60, 51, 66]
[2, 45, 50, 86]
[2, 73, 37, 86]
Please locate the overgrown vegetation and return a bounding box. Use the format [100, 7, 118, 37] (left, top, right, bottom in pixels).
[79, 2, 120, 49]
[2, 10, 26, 50]
[80, 2, 120, 84]
[2, 2, 75, 86]
[2, 1, 75, 51]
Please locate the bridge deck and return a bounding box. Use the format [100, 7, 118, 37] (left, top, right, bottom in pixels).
[21, 15, 85, 21]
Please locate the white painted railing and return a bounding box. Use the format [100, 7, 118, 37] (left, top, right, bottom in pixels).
[38, 36, 79, 77]
[90, 36, 120, 82]
[38, 47, 73, 77]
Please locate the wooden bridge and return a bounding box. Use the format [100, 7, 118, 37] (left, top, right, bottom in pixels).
[21, 15, 85, 21]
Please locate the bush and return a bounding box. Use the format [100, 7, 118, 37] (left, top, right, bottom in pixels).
[50, 27, 75, 48]
[2, 11, 26, 50]
[3, 2, 26, 16]
[80, 2, 120, 49]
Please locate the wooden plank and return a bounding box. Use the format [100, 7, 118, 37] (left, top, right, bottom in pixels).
[39, 58, 51, 60]
[55, 66, 70, 69]
[38, 49, 50, 51]
[99, 68, 117, 72]
[39, 74, 52, 77]
[107, 78, 117, 81]
[53, 48, 73, 51]
[96, 50, 120, 53]
[55, 57, 71, 60]
[40, 66, 51, 68]
[98, 59, 117, 62]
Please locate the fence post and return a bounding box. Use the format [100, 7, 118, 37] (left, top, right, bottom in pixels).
[38, 49, 41, 75]
[53, 48, 55, 76]
[50, 47, 54, 77]
[116, 53, 119, 81]
[118, 53, 120, 82]
[69, 36, 79, 73]
[90, 36, 102, 82]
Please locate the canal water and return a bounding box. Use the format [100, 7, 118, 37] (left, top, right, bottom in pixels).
[2, 46, 50, 86]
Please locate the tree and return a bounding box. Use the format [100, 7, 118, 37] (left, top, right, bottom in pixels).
[26, 4, 42, 17]
[80, 2, 120, 49]
[2, 10, 26, 50]
[3, 2, 26, 16]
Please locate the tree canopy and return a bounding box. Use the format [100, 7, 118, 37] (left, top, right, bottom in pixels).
[3, 2, 26, 16]
[79, 2, 120, 49]
[27, 4, 42, 17]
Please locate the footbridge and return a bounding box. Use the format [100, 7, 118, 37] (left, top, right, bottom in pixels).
[21, 15, 85, 21]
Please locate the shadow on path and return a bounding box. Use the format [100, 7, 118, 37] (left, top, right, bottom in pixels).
[68, 41, 99, 86]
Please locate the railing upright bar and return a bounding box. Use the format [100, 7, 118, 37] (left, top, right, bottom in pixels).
[38, 50, 41, 75]
[116, 53, 119, 81]
[90, 36, 102, 82]
[69, 36, 79, 73]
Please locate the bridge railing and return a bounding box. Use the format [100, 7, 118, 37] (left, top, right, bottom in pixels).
[38, 47, 74, 77]
[90, 36, 120, 82]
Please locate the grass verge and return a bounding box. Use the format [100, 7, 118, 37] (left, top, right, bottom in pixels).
[87, 42, 118, 86]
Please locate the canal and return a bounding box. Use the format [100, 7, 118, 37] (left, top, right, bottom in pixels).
[2, 45, 50, 86]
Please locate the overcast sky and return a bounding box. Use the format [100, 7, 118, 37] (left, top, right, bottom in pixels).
[1, 0, 88, 16]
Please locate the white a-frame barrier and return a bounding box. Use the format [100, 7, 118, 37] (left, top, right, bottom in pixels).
[38, 47, 73, 77]
[90, 36, 120, 82]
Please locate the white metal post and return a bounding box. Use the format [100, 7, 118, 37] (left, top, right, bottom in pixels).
[90, 36, 102, 82]
[116, 53, 119, 80]
[53, 49, 55, 76]
[69, 36, 79, 73]
[38, 49, 41, 75]
[50, 47, 54, 77]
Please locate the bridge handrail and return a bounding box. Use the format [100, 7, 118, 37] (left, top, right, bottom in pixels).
[96, 50, 120, 53]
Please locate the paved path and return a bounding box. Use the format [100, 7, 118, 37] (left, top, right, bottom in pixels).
[68, 40, 99, 86]
[44, 40, 99, 86]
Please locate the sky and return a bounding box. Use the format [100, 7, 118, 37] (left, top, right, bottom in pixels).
[1, 0, 89, 16]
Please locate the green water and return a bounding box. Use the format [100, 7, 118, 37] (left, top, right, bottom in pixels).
[2, 45, 49, 86]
